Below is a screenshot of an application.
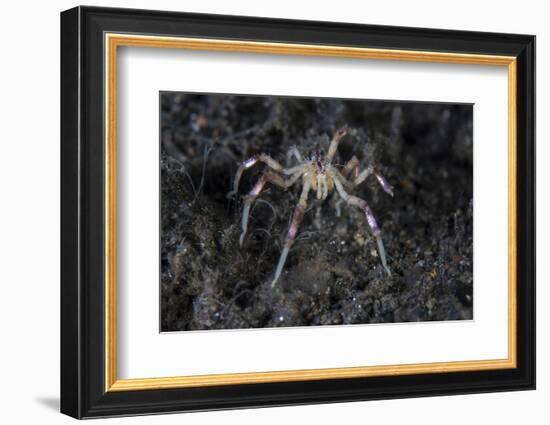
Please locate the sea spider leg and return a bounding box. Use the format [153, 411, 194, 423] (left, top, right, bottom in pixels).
[342, 155, 360, 179]
[332, 177, 391, 276]
[333, 156, 359, 214]
[342, 156, 393, 196]
[286, 145, 303, 166]
[330, 162, 356, 216]
[354, 166, 394, 196]
[227, 154, 285, 199]
[326, 125, 349, 164]
[239, 170, 304, 247]
[330, 168, 354, 191]
[271, 179, 311, 287]
[372, 171, 394, 196]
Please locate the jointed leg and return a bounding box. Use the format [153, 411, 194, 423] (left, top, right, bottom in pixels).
[353, 166, 372, 187]
[333, 178, 391, 276]
[337, 156, 393, 196]
[271, 180, 311, 287]
[282, 164, 307, 176]
[239, 170, 303, 247]
[286, 145, 303, 166]
[373, 171, 394, 196]
[342, 155, 360, 179]
[353, 166, 394, 197]
[340, 154, 393, 197]
[326, 125, 349, 164]
[227, 154, 285, 199]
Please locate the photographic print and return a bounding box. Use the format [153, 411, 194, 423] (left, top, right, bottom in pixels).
[160, 92, 473, 332]
[61, 8, 535, 417]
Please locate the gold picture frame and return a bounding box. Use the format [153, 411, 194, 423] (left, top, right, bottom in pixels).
[104, 33, 517, 392]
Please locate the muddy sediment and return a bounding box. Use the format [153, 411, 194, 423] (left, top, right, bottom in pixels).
[160, 93, 473, 331]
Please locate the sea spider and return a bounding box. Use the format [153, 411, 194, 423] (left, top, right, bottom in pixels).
[227, 126, 394, 287]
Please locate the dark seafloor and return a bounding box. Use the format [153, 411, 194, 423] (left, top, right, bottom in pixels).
[160, 93, 473, 332]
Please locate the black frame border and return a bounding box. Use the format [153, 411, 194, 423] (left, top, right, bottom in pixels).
[61, 6, 535, 419]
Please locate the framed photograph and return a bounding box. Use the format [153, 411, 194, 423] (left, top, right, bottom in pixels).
[60, 6, 535, 419]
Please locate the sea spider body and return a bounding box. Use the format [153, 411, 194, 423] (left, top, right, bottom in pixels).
[227, 126, 394, 287]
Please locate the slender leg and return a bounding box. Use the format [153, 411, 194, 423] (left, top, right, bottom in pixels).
[373, 171, 394, 197]
[342, 155, 360, 179]
[227, 154, 284, 199]
[286, 145, 303, 166]
[326, 125, 349, 164]
[330, 168, 354, 191]
[271, 180, 311, 287]
[353, 166, 394, 197]
[227, 154, 307, 198]
[282, 164, 306, 176]
[353, 166, 373, 187]
[239, 170, 304, 247]
[341, 154, 393, 197]
[239, 173, 268, 246]
[333, 178, 391, 276]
